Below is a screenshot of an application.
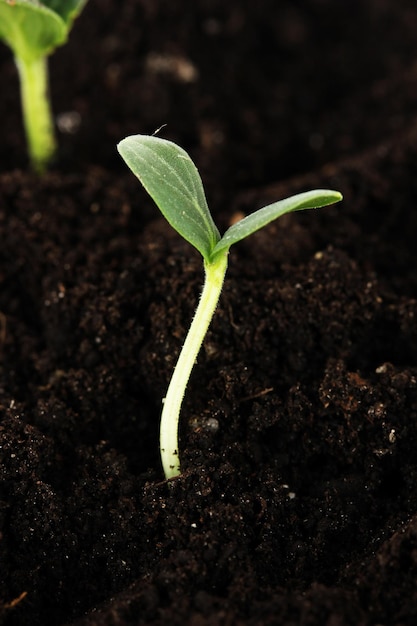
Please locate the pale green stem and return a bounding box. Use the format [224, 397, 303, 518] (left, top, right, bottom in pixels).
[16, 55, 56, 173]
[160, 251, 228, 479]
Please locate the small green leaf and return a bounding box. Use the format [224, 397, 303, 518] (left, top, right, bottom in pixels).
[118, 135, 221, 262]
[43, 0, 88, 24]
[210, 189, 343, 260]
[0, 1, 66, 61]
[0, 0, 87, 62]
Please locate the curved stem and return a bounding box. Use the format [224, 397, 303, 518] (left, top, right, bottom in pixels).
[16, 55, 56, 173]
[160, 252, 228, 479]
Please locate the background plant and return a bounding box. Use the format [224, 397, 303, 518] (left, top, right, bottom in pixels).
[118, 134, 342, 479]
[0, 0, 88, 172]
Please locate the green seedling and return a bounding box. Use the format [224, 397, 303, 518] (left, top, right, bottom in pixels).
[117, 134, 342, 480]
[0, 0, 88, 172]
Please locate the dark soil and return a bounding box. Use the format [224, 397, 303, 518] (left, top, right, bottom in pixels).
[2, 1, 417, 624]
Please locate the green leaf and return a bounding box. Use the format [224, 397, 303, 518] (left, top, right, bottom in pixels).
[0, 0, 87, 62]
[210, 189, 343, 260]
[43, 0, 88, 24]
[118, 135, 221, 262]
[0, 1, 65, 61]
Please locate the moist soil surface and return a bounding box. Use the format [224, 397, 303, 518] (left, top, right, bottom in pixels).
[2, 1, 417, 624]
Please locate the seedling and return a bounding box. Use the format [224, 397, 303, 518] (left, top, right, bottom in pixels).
[0, 0, 88, 172]
[117, 134, 342, 479]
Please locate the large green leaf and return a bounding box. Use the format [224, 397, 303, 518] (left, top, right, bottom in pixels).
[118, 135, 221, 262]
[211, 189, 343, 260]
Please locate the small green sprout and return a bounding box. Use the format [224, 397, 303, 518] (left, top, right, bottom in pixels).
[0, 0, 88, 172]
[117, 134, 342, 480]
